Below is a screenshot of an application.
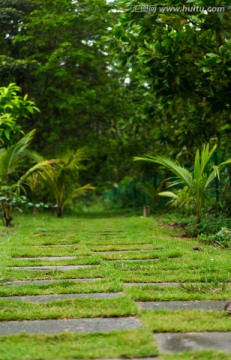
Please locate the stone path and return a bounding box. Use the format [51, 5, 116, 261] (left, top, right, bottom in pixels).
[92, 250, 161, 254]
[2, 292, 123, 302]
[108, 259, 157, 262]
[9, 265, 94, 271]
[0, 317, 142, 336]
[2, 216, 231, 359]
[138, 300, 228, 311]
[32, 244, 78, 247]
[124, 282, 180, 287]
[93, 358, 159, 360]
[14, 256, 77, 261]
[155, 332, 231, 353]
[5, 278, 102, 285]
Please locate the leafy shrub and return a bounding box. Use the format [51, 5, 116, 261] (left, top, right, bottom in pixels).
[198, 228, 231, 248]
[177, 214, 231, 237]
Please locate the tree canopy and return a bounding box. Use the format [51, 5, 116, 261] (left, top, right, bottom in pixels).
[0, 0, 230, 190]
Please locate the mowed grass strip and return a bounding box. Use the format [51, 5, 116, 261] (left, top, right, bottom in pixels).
[3, 266, 108, 281]
[9, 255, 101, 267]
[99, 250, 183, 261]
[11, 245, 91, 257]
[116, 267, 231, 283]
[90, 244, 155, 251]
[125, 284, 231, 301]
[0, 297, 138, 320]
[0, 280, 123, 296]
[0, 329, 158, 360]
[141, 310, 231, 332]
[162, 351, 231, 360]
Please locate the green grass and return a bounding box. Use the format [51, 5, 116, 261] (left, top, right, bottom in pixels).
[163, 352, 231, 360]
[0, 211, 230, 359]
[9, 255, 101, 266]
[0, 279, 122, 296]
[3, 266, 109, 281]
[141, 310, 231, 332]
[0, 297, 138, 320]
[0, 329, 158, 360]
[11, 245, 91, 257]
[125, 284, 231, 301]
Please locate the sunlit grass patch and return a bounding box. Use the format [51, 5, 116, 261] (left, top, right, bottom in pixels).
[118, 270, 230, 283]
[125, 284, 231, 301]
[0, 297, 138, 320]
[10, 255, 101, 267]
[0, 329, 158, 360]
[4, 266, 108, 281]
[0, 279, 123, 296]
[90, 244, 155, 251]
[163, 351, 231, 360]
[11, 244, 91, 257]
[102, 252, 162, 261]
[141, 310, 231, 332]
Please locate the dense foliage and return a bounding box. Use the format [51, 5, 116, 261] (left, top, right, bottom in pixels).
[0, 1, 231, 235]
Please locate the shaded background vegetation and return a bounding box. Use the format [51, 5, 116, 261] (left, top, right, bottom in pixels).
[0, 0, 230, 214]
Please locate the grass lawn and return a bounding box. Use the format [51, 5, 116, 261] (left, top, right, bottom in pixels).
[0, 210, 230, 359]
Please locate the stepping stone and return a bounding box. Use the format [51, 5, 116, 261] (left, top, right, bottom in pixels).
[124, 282, 180, 287]
[93, 250, 159, 254]
[5, 278, 102, 285]
[14, 256, 77, 261]
[1, 292, 123, 303]
[109, 259, 157, 262]
[9, 265, 94, 271]
[124, 282, 212, 287]
[90, 243, 153, 248]
[91, 358, 159, 360]
[0, 317, 142, 335]
[137, 300, 228, 311]
[154, 332, 231, 353]
[32, 244, 79, 247]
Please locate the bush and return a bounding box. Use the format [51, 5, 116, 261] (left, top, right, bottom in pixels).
[198, 228, 231, 248]
[176, 213, 231, 238]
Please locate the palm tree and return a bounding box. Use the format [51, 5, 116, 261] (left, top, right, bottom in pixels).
[0, 130, 57, 226]
[134, 144, 231, 223]
[37, 149, 94, 217]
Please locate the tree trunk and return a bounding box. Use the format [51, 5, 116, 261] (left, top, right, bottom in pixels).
[143, 205, 150, 217]
[56, 205, 63, 217]
[3, 204, 13, 227]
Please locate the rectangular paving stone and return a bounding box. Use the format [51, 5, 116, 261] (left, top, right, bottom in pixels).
[124, 282, 217, 287]
[90, 243, 153, 247]
[5, 278, 102, 285]
[109, 259, 157, 263]
[137, 300, 228, 311]
[13, 256, 77, 261]
[1, 292, 123, 303]
[124, 282, 179, 287]
[0, 317, 142, 335]
[32, 244, 78, 247]
[81, 358, 159, 360]
[9, 265, 94, 271]
[92, 250, 160, 254]
[154, 332, 231, 353]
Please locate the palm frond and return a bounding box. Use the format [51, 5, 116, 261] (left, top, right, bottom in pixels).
[0, 130, 36, 178]
[60, 148, 88, 172]
[201, 144, 217, 176]
[193, 144, 217, 181]
[135, 155, 193, 188]
[62, 184, 94, 208]
[16, 159, 60, 190]
[158, 191, 178, 199]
